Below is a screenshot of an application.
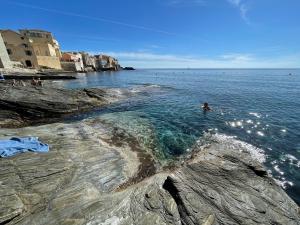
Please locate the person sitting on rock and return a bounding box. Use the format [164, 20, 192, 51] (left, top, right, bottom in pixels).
[12, 79, 16, 87]
[31, 78, 38, 86]
[37, 78, 43, 87]
[202, 102, 211, 111]
[20, 80, 26, 87]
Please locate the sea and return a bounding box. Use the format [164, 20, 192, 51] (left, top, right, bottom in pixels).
[61, 69, 300, 204]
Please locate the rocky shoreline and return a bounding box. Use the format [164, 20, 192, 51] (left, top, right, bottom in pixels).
[0, 84, 299, 225]
[0, 83, 133, 128]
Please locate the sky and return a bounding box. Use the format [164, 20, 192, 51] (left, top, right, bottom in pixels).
[0, 0, 299, 68]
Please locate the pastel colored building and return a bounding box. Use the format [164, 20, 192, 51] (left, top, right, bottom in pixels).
[0, 29, 62, 70]
[61, 52, 84, 72]
[80, 52, 96, 71]
[19, 29, 62, 70]
[0, 30, 39, 68]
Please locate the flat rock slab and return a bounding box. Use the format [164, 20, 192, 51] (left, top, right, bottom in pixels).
[3, 74, 76, 80]
[0, 116, 144, 224]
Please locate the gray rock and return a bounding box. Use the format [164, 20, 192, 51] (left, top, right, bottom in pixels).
[0, 117, 299, 224]
[0, 85, 123, 128]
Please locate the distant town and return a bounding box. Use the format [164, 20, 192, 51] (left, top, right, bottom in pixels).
[0, 29, 132, 74]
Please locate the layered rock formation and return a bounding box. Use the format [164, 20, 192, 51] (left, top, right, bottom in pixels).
[0, 83, 140, 128]
[0, 115, 299, 225]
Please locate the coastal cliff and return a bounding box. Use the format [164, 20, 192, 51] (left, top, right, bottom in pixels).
[0, 85, 299, 225]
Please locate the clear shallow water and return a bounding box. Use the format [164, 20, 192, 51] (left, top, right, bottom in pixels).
[62, 69, 300, 204]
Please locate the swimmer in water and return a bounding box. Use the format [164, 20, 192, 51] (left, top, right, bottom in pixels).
[202, 102, 211, 111]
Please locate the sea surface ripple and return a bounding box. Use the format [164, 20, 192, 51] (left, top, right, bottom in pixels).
[62, 69, 300, 204]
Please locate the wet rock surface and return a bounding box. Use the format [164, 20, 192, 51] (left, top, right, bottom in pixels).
[0, 117, 299, 225]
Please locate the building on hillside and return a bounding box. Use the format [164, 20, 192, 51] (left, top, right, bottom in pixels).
[80, 52, 96, 71]
[19, 29, 62, 70]
[0, 30, 39, 68]
[0, 32, 12, 69]
[61, 52, 84, 72]
[94, 54, 120, 71]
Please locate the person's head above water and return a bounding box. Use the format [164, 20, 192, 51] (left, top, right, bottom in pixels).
[202, 102, 211, 111]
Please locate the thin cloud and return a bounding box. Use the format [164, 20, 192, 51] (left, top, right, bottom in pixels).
[227, 0, 241, 6]
[165, 0, 206, 6]
[57, 33, 121, 43]
[5, 1, 176, 36]
[221, 53, 253, 61]
[226, 0, 250, 24]
[95, 51, 300, 68]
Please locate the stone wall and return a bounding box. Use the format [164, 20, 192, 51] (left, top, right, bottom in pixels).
[37, 56, 62, 69]
[0, 33, 12, 68]
[61, 61, 82, 72]
[0, 30, 39, 69]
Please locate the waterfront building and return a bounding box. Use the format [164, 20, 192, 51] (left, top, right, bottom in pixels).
[0, 32, 12, 69]
[0, 29, 62, 70]
[0, 28, 121, 72]
[80, 52, 96, 71]
[61, 52, 84, 72]
[19, 29, 62, 70]
[0, 30, 39, 68]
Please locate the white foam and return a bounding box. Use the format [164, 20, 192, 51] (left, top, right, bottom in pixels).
[249, 112, 261, 118]
[246, 119, 253, 124]
[274, 179, 294, 189]
[257, 131, 264, 137]
[282, 154, 300, 166]
[285, 154, 297, 161]
[274, 165, 284, 175]
[204, 133, 266, 163]
[129, 84, 163, 93]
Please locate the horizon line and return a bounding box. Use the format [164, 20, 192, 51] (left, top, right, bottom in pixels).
[130, 68, 300, 70]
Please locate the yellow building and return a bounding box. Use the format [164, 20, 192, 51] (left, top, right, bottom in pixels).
[19, 29, 62, 69]
[0, 30, 39, 68]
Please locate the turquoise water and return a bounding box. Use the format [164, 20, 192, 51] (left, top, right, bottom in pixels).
[63, 69, 300, 204]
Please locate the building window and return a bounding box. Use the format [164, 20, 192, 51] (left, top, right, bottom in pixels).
[25, 50, 32, 56]
[25, 60, 32, 67]
[21, 37, 25, 40]
[7, 49, 12, 55]
[22, 43, 28, 48]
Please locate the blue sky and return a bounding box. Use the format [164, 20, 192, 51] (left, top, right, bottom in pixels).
[1, 0, 299, 68]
